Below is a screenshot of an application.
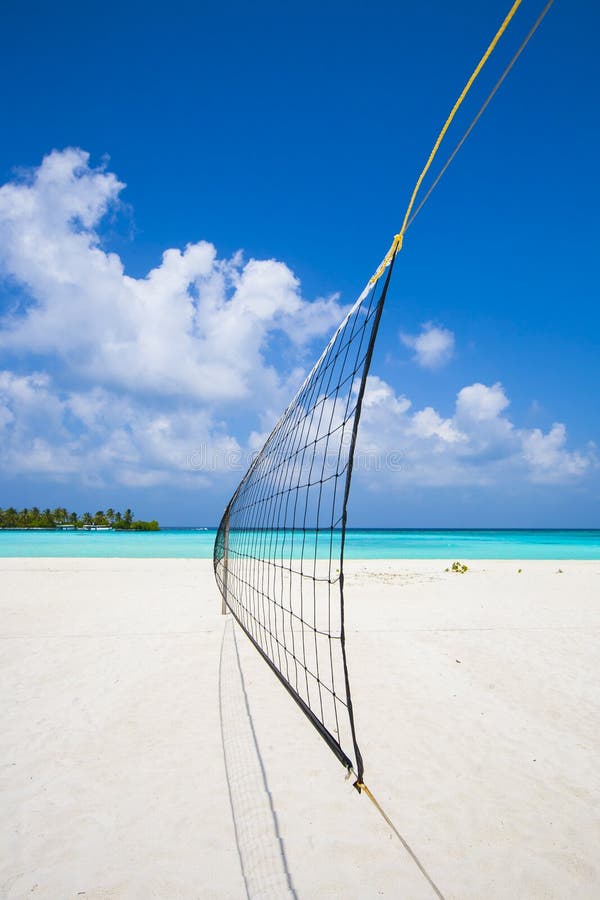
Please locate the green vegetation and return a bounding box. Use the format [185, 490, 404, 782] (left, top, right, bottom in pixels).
[445, 560, 469, 574]
[0, 507, 159, 530]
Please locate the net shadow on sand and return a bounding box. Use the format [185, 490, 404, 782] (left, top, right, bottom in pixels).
[218, 616, 298, 900]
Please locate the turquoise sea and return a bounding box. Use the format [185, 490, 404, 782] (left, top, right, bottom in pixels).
[0, 528, 599, 559]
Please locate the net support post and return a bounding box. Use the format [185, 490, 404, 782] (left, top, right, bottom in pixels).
[221, 511, 230, 615]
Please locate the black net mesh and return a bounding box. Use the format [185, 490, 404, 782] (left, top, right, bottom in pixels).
[213, 254, 397, 782]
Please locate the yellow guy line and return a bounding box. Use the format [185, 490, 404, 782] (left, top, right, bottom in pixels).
[354, 780, 447, 899]
[406, 0, 555, 231]
[369, 0, 523, 285]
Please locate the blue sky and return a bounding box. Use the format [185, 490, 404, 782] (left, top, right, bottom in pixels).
[0, 0, 598, 526]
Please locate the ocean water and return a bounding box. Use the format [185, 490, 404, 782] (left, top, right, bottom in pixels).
[0, 528, 599, 559]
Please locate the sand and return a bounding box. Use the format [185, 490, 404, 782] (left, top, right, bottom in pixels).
[1, 557, 599, 899]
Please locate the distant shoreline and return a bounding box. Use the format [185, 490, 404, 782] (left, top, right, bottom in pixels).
[0, 508, 159, 531]
[0, 526, 156, 532]
[0, 526, 115, 531]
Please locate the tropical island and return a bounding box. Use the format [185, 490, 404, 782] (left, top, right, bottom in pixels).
[0, 507, 159, 531]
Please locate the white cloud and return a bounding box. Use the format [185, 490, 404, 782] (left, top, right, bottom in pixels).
[400, 322, 455, 369]
[455, 382, 510, 422]
[0, 149, 347, 406]
[520, 423, 593, 483]
[0, 149, 352, 487]
[361, 375, 411, 414]
[0, 371, 241, 487]
[356, 376, 595, 487]
[410, 407, 465, 444]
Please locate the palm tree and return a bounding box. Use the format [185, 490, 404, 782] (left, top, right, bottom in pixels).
[41, 508, 53, 527]
[94, 510, 106, 526]
[123, 509, 133, 529]
[82, 512, 93, 527]
[105, 508, 115, 525]
[5, 507, 18, 527]
[53, 507, 67, 524]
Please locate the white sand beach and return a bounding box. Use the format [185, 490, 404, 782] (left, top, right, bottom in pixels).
[1, 558, 599, 899]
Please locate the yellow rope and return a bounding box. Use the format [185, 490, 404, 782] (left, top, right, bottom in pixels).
[406, 0, 555, 232]
[354, 780, 446, 899]
[369, 0, 523, 285]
